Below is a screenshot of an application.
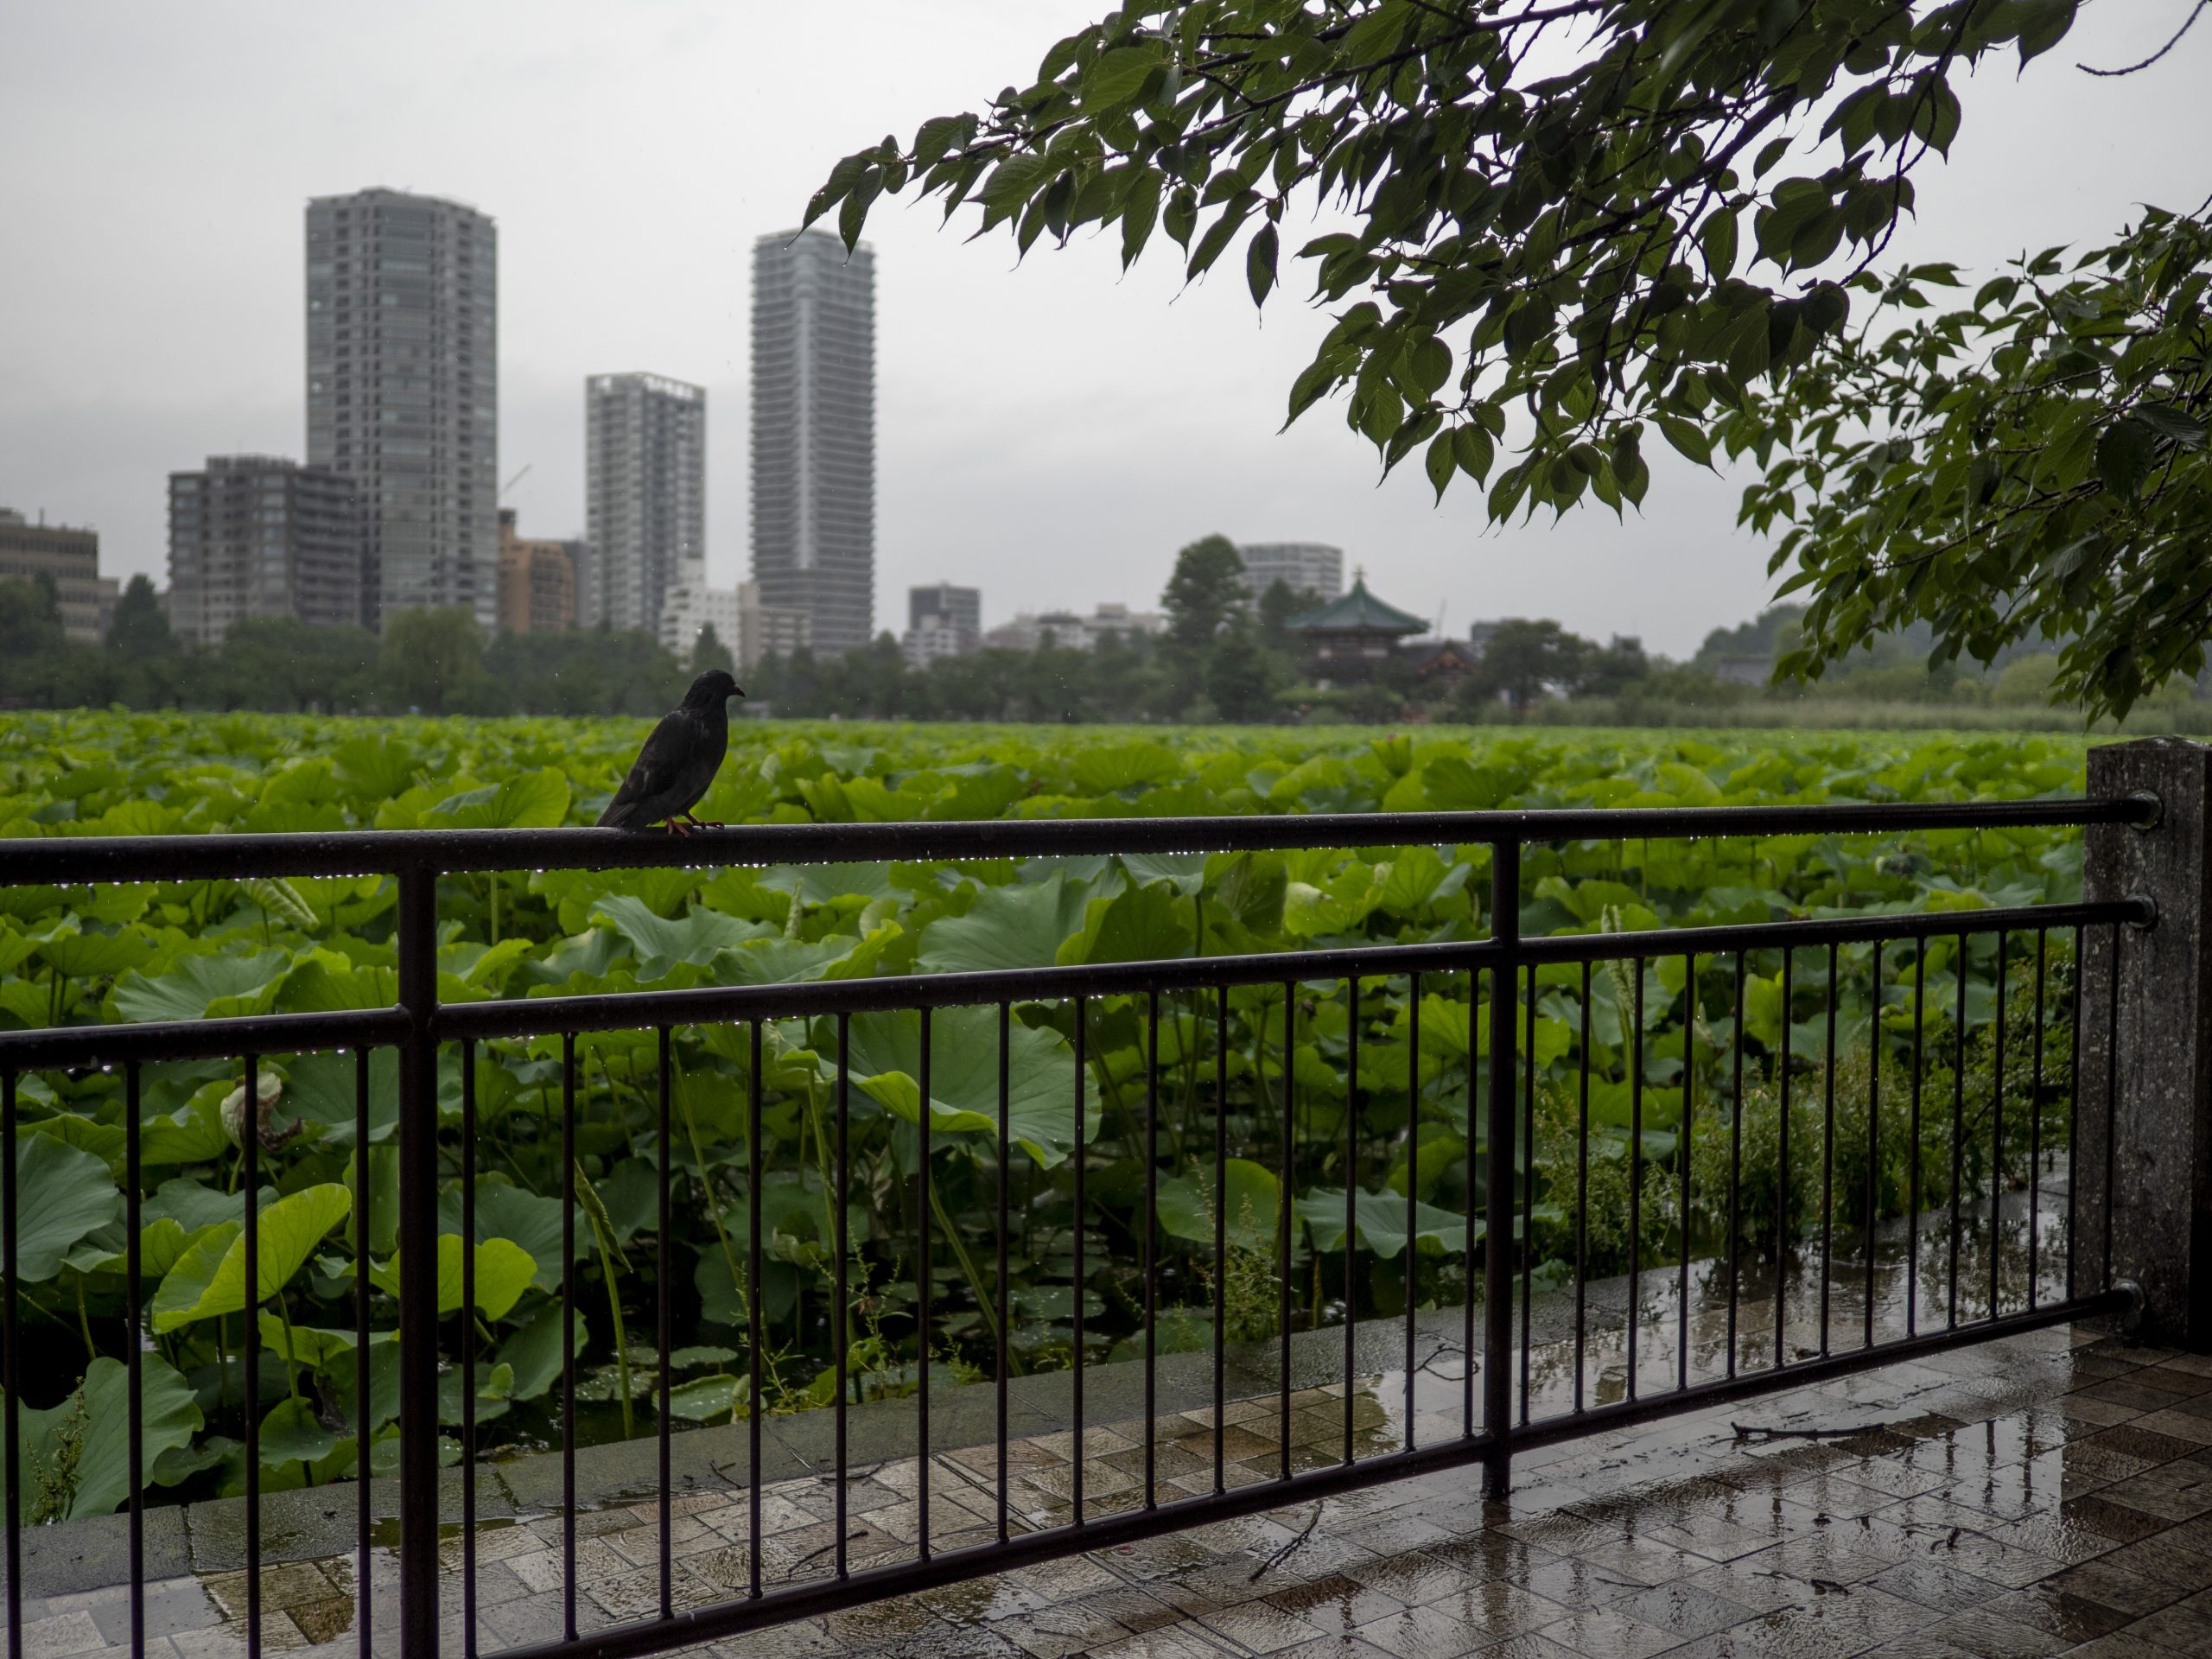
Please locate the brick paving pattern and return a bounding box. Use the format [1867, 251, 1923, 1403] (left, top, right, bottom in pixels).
[19, 1317, 2212, 1658]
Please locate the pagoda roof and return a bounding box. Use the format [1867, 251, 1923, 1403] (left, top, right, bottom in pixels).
[1287, 572, 1428, 635]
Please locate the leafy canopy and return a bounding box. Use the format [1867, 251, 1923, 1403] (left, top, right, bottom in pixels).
[808, 0, 2210, 719]
[1731, 207, 2212, 719]
[809, 0, 2082, 520]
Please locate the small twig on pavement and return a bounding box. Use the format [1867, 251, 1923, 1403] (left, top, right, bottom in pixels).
[1249, 1504, 1323, 1581]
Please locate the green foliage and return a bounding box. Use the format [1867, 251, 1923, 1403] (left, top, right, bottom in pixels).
[378, 607, 492, 715]
[1735, 207, 2212, 721]
[0, 709, 2107, 1512]
[811, 1, 2087, 528]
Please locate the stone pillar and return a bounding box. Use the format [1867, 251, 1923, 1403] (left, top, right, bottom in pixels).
[2080, 739, 2212, 1348]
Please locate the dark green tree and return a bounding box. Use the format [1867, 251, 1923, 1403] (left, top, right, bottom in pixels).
[1578, 635, 1651, 697]
[378, 607, 490, 715]
[1204, 614, 1282, 721]
[690, 621, 738, 678]
[807, 0, 2205, 719]
[1468, 619, 1591, 715]
[105, 574, 174, 657]
[1256, 578, 1319, 653]
[1160, 535, 1249, 653]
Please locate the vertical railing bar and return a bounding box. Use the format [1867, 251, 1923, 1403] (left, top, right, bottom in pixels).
[1465, 966, 1479, 1440]
[461, 1040, 478, 1655]
[1065, 1001, 1078, 1529]
[1820, 943, 1836, 1359]
[1629, 960, 1643, 1403]
[655, 1027, 673, 1616]
[2066, 926, 2082, 1305]
[998, 1001, 1014, 1538]
[1909, 940, 1926, 1338]
[1213, 982, 1229, 1494]
[2102, 922, 2120, 1291]
[835, 1012, 851, 1580]
[127, 1062, 145, 1659]
[394, 865, 440, 1659]
[1279, 981, 1295, 1480]
[1518, 964, 1535, 1427]
[1344, 975, 1358, 1466]
[747, 1020, 764, 1601]
[1404, 974, 1421, 1452]
[1865, 945, 1881, 1351]
[1141, 992, 1157, 1511]
[354, 1046, 374, 1659]
[1948, 933, 1967, 1331]
[918, 1006, 935, 1554]
[561, 1033, 578, 1641]
[1726, 953, 1743, 1382]
[1483, 842, 1520, 1496]
[244, 1052, 262, 1659]
[1991, 932, 2008, 1322]
[1576, 960, 1592, 1411]
[2, 1069, 16, 1659]
[1776, 948, 1793, 1374]
[1679, 952, 1694, 1395]
[2028, 931, 2048, 1310]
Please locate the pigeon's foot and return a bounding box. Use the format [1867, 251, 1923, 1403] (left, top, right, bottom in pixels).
[663, 819, 693, 839]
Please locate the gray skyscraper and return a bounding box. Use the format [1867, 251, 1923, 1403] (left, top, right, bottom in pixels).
[586, 372, 706, 634]
[167, 456, 362, 645]
[751, 230, 875, 656]
[305, 188, 497, 630]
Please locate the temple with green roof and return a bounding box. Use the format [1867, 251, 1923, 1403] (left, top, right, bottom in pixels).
[1286, 568, 1433, 686]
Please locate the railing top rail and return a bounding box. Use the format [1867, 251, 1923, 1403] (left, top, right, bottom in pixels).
[0, 793, 2155, 885]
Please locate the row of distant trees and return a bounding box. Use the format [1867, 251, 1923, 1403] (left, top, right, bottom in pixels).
[3, 550, 2182, 726]
[0, 571, 716, 717]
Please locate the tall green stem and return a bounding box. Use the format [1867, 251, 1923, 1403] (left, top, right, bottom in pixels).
[925, 1178, 1016, 1374]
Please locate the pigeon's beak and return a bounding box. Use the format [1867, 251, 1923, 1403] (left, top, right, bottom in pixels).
[733, 686, 746, 698]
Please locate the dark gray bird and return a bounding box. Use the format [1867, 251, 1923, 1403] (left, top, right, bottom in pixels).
[596, 669, 744, 835]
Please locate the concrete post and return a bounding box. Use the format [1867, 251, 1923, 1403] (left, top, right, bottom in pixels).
[2080, 739, 2211, 1349]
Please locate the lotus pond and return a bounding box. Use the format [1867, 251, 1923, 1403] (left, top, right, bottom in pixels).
[0, 712, 2096, 1521]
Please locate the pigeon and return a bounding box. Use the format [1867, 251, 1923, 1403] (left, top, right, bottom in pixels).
[596, 669, 744, 835]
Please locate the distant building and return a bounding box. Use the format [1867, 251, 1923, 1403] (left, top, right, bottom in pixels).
[164, 459, 360, 645]
[983, 601, 1166, 654]
[495, 509, 580, 635]
[751, 230, 875, 656]
[904, 582, 981, 667]
[1237, 542, 1344, 603]
[737, 580, 811, 671]
[306, 188, 498, 630]
[658, 578, 741, 664]
[1466, 620, 1500, 660]
[1287, 569, 1428, 685]
[0, 509, 113, 643]
[587, 372, 706, 634]
[1401, 639, 1482, 689]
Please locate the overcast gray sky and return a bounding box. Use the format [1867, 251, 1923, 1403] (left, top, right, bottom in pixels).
[2, 3, 2204, 658]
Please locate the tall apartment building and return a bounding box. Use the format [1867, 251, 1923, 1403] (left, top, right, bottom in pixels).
[0, 509, 113, 641]
[165, 457, 361, 645]
[1237, 542, 1344, 603]
[585, 373, 705, 634]
[305, 188, 497, 630]
[751, 230, 875, 656]
[495, 509, 581, 635]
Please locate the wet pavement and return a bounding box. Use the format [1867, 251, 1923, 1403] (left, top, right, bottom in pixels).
[21, 1306, 2212, 1659]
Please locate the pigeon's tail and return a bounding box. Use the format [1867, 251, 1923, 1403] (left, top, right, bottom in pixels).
[597, 798, 645, 830]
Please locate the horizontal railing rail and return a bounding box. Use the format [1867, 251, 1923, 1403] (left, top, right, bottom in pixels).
[0, 793, 2163, 1659]
[0, 791, 2159, 883]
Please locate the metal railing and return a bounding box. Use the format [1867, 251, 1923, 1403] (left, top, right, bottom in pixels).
[0, 793, 2160, 1659]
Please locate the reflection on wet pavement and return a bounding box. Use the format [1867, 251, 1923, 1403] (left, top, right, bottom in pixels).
[23, 1311, 2212, 1658]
